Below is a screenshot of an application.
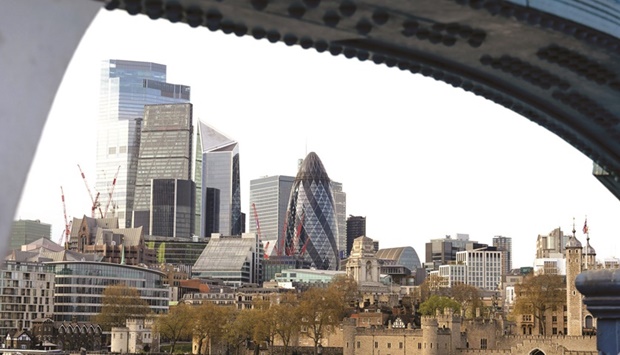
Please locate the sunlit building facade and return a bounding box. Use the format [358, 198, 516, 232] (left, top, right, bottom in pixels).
[96, 60, 190, 228]
[48, 261, 169, 322]
[198, 122, 241, 237]
[280, 152, 339, 270]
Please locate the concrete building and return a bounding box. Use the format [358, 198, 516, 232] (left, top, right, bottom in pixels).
[192, 233, 262, 287]
[456, 248, 502, 291]
[492, 235, 512, 278]
[425, 234, 488, 271]
[111, 318, 159, 353]
[346, 215, 366, 257]
[96, 59, 191, 228]
[67, 216, 156, 266]
[0, 260, 55, 341]
[536, 227, 568, 259]
[8, 220, 51, 252]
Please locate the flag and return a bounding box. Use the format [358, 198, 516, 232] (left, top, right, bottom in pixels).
[583, 219, 588, 234]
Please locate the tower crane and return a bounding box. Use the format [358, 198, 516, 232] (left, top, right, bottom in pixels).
[103, 165, 121, 218]
[78, 164, 102, 218]
[252, 203, 269, 259]
[60, 186, 71, 247]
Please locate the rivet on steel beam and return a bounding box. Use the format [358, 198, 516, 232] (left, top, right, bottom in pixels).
[251, 0, 269, 11]
[372, 10, 389, 25]
[339, 1, 356, 17]
[323, 10, 340, 27]
[356, 19, 372, 35]
[145, 0, 163, 19]
[303, 0, 320, 9]
[288, 3, 306, 19]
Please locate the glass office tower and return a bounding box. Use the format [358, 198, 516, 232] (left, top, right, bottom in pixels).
[96, 60, 190, 228]
[132, 103, 194, 236]
[198, 121, 241, 237]
[280, 152, 339, 270]
[249, 175, 295, 255]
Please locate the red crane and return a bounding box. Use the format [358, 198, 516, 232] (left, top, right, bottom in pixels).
[103, 165, 121, 218]
[78, 164, 102, 218]
[60, 186, 71, 247]
[252, 203, 269, 259]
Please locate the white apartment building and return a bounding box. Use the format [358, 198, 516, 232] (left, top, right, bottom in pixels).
[455, 249, 503, 291]
[0, 260, 55, 340]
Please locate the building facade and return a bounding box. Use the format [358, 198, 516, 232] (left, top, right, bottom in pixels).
[96, 59, 191, 228]
[0, 261, 55, 341]
[249, 175, 295, 255]
[192, 233, 263, 286]
[346, 216, 366, 257]
[455, 248, 503, 291]
[280, 152, 340, 270]
[331, 181, 347, 259]
[9, 220, 51, 252]
[492, 236, 512, 278]
[132, 103, 195, 237]
[48, 261, 169, 322]
[198, 122, 241, 237]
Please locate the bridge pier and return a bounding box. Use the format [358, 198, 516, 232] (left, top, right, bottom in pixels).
[575, 269, 620, 354]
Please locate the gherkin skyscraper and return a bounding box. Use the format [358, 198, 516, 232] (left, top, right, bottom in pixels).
[281, 152, 339, 270]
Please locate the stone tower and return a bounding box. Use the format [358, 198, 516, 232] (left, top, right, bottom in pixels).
[565, 223, 583, 336]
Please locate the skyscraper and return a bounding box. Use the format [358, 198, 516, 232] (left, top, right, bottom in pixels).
[346, 215, 366, 257]
[492, 235, 512, 277]
[132, 103, 194, 236]
[9, 219, 51, 251]
[280, 152, 339, 270]
[198, 122, 241, 237]
[96, 60, 190, 228]
[150, 179, 196, 238]
[249, 175, 295, 254]
[331, 181, 347, 258]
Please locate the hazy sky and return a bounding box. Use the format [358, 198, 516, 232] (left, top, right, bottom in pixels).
[15, 8, 620, 268]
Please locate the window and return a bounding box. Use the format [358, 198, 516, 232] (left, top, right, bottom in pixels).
[374, 342, 378, 348]
[418, 343, 422, 349]
[356, 342, 360, 349]
[387, 343, 391, 349]
[481, 338, 487, 349]
[399, 342, 403, 349]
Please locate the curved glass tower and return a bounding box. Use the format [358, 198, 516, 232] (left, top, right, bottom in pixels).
[281, 152, 339, 270]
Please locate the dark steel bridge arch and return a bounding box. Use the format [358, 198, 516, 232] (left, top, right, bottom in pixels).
[101, 0, 620, 196]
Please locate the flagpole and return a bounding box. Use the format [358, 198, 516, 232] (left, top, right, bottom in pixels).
[584, 216, 588, 270]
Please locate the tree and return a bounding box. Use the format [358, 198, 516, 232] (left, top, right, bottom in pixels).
[155, 303, 193, 353]
[419, 274, 450, 301]
[450, 283, 483, 318]
[418, 295, 461, 316]
[329, 274, 359, 310]
[192, 303, 233, 355]
[298, 287, 343, 355]
[272, 293, 301, 355]
[513, 274, 565, 335]
[93, 284, 150, 330]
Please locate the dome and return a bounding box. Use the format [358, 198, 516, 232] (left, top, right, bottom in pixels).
[295, 152, 330, 182]
[583, 242, 596, 255]
[565, 235, 582, 248]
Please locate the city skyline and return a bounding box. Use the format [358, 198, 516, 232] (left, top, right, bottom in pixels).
[15, 8, 620, 268]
